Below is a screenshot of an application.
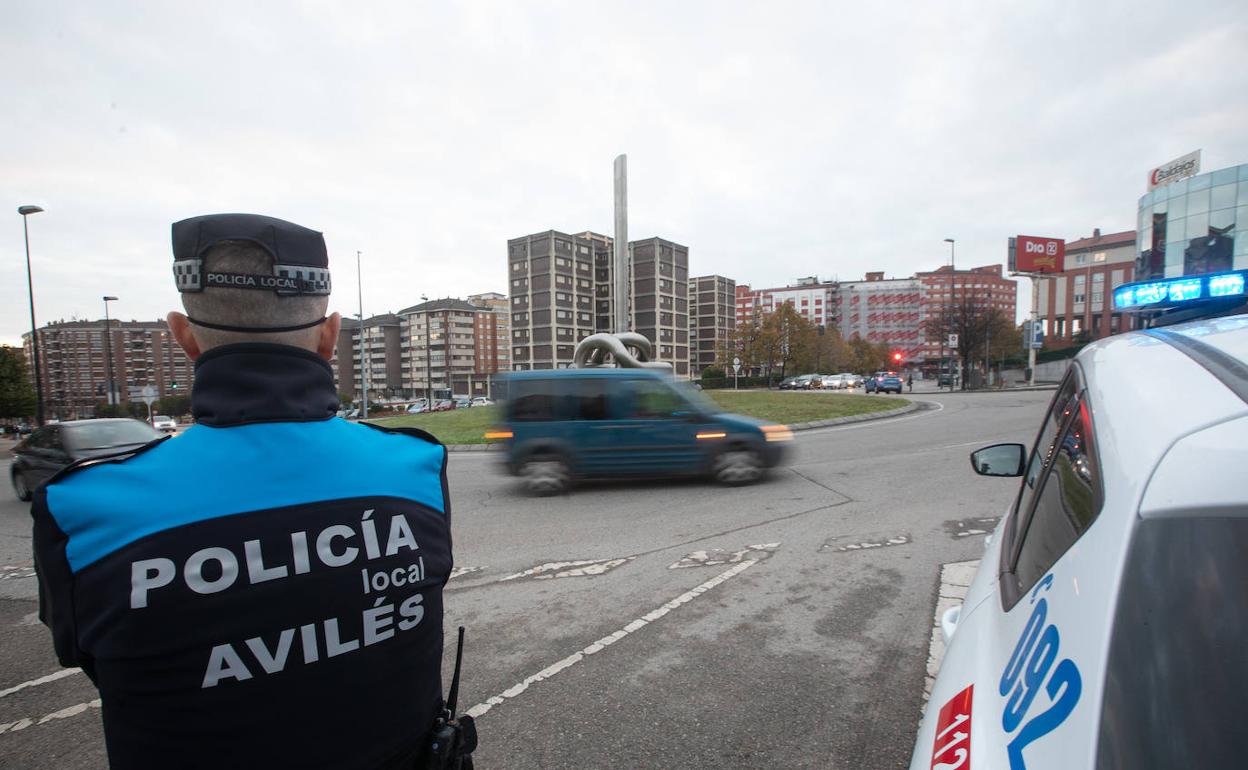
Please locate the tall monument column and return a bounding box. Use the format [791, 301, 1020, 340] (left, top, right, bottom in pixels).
[613, 154, 629, 333]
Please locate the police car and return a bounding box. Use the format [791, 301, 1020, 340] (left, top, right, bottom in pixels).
[911, 272, 1248, 770]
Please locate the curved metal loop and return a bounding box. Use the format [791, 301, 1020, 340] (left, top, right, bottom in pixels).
[572, 332, 672, 371]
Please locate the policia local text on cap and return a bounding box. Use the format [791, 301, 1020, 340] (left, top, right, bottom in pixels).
[31, 213, 476, 769]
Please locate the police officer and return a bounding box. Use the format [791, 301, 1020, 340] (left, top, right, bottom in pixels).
[32, 214, 458, 769]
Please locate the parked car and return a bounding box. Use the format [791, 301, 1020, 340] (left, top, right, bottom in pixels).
[430, 399, 456, 412]
[494, 368, 793, 495]
[820, 374, 845, 389]
[454, 397, 472, 409]
[406, 401, 429, 414]
[151, 415, 177, 433]
[471, 397, 494, 407]
[910, 311, 1248, 770]
[865, 371, 903, 394]
[778, 376, 801, 390]
[10, 418, 162, 501]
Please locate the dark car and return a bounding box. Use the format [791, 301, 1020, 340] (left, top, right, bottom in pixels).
[865, 371, 904, 394]
[492, 368, 793, 495]
[10, 418, 162, 501]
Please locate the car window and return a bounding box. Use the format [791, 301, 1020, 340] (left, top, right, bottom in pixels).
[629, 380, 686, 420]
[26, 427, 53, 450]
[1009, 394, 1103, 601]
[573, 378, 611, 420]
[508, 381, 558, 421]
[62, 421, 159, 450]
[1015, 373, 1080, 517]
[1097, 515, 1248, 769]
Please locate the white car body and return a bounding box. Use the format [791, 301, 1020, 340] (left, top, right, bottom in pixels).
[152, 415, 177, 433]
[911, 313, 1248, 770]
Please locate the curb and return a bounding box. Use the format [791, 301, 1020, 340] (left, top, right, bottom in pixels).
[915, 385, 1059, 395]
[441, 400, 922, 452]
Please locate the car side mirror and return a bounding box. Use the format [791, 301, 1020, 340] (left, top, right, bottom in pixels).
[970, 443, 1026, 477]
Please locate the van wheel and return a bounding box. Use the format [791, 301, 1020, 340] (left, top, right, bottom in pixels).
[12, 469, 32, 502]
[521, 454, 570, 496]
[713, 448, 763, 486]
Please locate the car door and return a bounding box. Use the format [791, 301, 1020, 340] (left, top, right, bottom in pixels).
[23, 426, 69, 488]
[977, 368, 1114, 768]
[595, 378, 705, 475]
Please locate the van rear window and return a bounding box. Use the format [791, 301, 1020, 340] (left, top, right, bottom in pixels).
[508, 381, 559, 422]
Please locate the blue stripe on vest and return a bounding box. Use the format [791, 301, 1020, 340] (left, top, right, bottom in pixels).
[46, 419, 446, 573]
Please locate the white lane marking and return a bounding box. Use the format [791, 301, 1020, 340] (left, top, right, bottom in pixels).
[498, 557, 634, 582]
[466, 558, 760, 719]
[0, 698, 101, 735]
[0, 565, 36, 582]
[669, 542, 779, 569]
[0, 668, 82, 699]
[922, 559, 979, 713]
[449, 566, 485, 580]
[822, 533, 911, 553]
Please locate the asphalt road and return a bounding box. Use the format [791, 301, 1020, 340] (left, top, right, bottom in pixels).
[0, 389, 1052, 768]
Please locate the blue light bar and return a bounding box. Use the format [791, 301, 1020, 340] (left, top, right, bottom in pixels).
[1209, 273, 1246, 298]
[1168, 278, 1202, 302]
[1112, 270, 1248, 311]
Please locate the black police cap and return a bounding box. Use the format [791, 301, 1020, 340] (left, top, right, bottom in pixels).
[172, 213, 331, 297]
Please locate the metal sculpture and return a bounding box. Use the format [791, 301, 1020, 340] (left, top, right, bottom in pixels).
[572, 332, 671, 370]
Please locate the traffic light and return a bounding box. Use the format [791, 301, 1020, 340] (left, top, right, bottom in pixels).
[171, 383, 178, 390]
[892, 352, 903, 363]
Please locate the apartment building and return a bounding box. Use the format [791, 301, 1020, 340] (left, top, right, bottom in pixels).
[630, 237, 690, 376]
[915, 265, 1018, 360]
[735, 277, 837, 328]
[507, 230, 690, 374]
[689, 274, 736, 376]
[22, 319, 193, 419]
[1035, 229, 1137, 347]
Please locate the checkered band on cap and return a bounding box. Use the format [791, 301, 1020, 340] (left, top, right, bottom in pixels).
[173, 259, 202, 291]
[274, 264, 332, 296]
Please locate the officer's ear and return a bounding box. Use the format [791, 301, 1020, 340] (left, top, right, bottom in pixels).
[167, 312, 203, 361]
[317, 313, 342, 361]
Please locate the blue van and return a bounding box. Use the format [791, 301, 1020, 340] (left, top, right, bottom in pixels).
[493, 368, 792, 495]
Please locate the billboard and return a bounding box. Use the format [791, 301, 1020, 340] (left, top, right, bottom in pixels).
[1148, 150, 1200, 191]
[1012, 235, 1065, 273]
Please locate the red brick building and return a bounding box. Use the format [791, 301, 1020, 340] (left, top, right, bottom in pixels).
[1035, 229, 1137, 348]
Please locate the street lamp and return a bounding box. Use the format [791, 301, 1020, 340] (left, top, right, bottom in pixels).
[356, 250, 368, 419]
[18, 205, 46, 425]
[102, 297, 118, 408]
[421, 294, 431, 402]
[944, 238, 956, 390]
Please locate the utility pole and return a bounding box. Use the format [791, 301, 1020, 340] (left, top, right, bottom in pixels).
[103, 296, 118, 407]
[357, 251, 368, 419]
[19, 205, 46, 425]
[1028, 277, 1040, 386]
[944, 238, 956, 390]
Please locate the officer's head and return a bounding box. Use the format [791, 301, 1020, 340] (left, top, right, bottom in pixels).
[165, 213, 342, 360]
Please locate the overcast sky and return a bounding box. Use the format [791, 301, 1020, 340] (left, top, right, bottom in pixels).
[3, 0, 1246, 345]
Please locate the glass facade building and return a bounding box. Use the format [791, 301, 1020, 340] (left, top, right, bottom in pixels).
[1135, 163, 1248, 281]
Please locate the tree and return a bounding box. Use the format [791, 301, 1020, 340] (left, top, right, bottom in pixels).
[759, 303, 816, 382]
[927, 291, 1013, 388]
[0, 346, 37, 420]
[156, 395, 192, 418]
[798, 323, 853, 374]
